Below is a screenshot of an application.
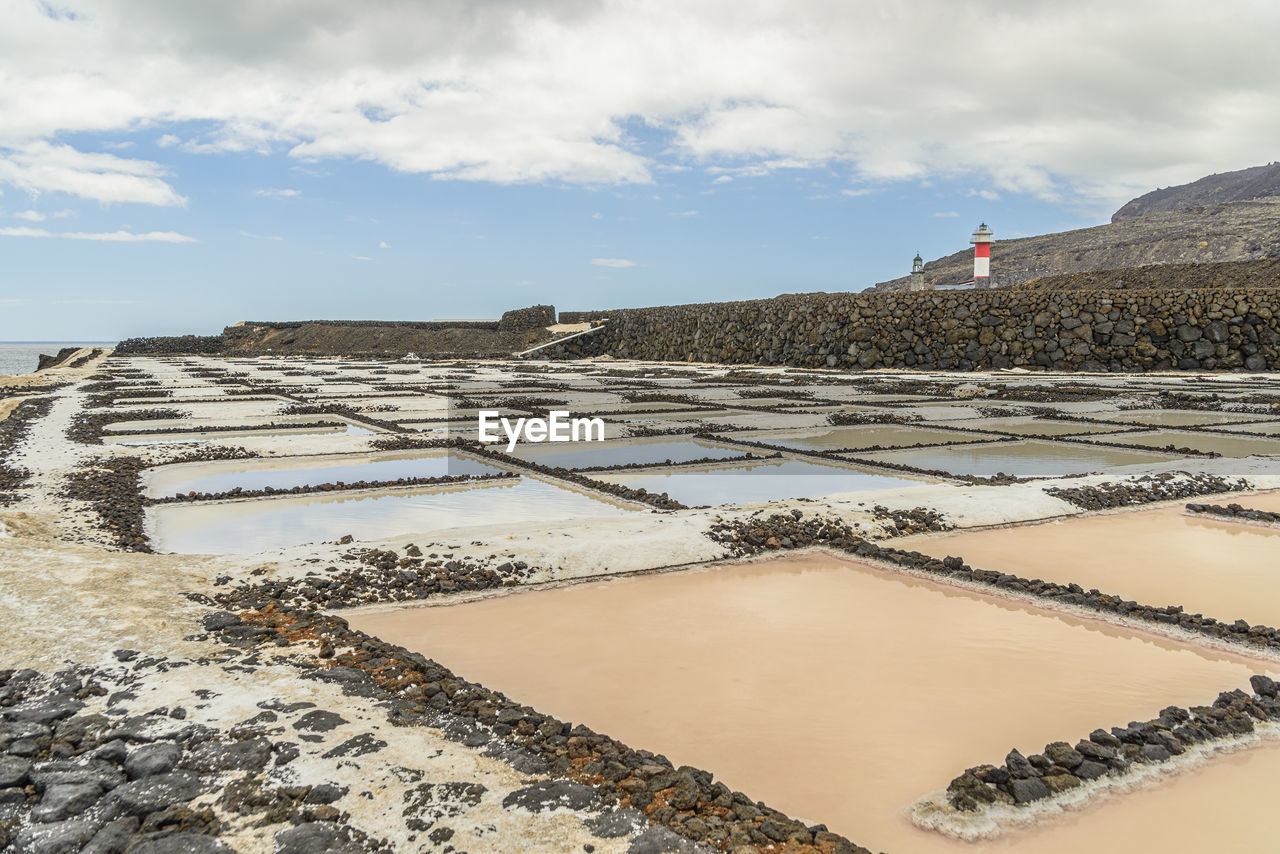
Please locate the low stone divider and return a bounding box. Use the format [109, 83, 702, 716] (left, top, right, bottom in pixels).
[0, 396, 53, 505]
[942, 678, 1280, 812]
[63, 448, 260, 552]
[153, 471, 518, 504]
[1185, 501, 1280, 526]
[1044, 472, 1251, 509]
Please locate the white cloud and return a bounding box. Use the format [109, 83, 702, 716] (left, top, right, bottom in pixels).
[351, 254, 373, 261]
[670, 210, 697, 217]
[378, 240, 389, 249]
[590, 257, 637, 268]
[0, 2, 1277, 206]
[254, 188, 301, 199]
[156, 133, 181, 148]
[239, 229, 283, 240]
[0, 143, 185, 206]
[0, 226, 197, 242]
[12, 208, 74, 221]
[932, 211, 959, 218]
[841, 188, 874, 197]
[591, 212, 603, 220]
[712, 175, 732, 184]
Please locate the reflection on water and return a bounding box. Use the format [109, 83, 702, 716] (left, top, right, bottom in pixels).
[144, 451, 498, 497]
[594, 458, 921, 505]
[348, 553, 1278, 854]
[899, 503, 1280, 626]
[147, 477, 633, 554]
[854, 439, 1178, 477]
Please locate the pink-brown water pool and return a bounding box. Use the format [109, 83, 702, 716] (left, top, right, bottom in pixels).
[347, 552, 1279, 853]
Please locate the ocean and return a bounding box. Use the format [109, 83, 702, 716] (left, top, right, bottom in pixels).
[0, 342, 115, 377]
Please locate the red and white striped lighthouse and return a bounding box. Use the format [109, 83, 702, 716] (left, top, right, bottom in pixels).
[970, 222, 993, 283]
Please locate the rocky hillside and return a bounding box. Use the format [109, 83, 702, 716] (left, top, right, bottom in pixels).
[1013, 258, 1280, 291]
[874, 197, 1280, 291]
[1113, 162, 1280, 221]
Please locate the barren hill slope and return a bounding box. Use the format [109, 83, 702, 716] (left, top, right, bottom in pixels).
[1012, 257, 1280, 291]
[1113, 162, 1280, 221]
[874, 197, 1280, 292]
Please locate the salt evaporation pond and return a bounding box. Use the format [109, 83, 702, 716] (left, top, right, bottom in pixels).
[348, 553, 1279, 853]
[107, 424, 373, 446]
[147, 476, 633, 554]
[144, 451, 502, 498]
[507, 437, 744, 468]
[731, 424, 1004, 450]
[931, 416, 1133, 437]
[1088, 429, 1280, 457]
[898, 503, 1280, 626]
[1212, 420, 1280, 435]
[1204, 490, 1280, 514]
[1094, 410, 1266, 428]
[594, 458, 922, 505]
[852, 438, 1179, 477]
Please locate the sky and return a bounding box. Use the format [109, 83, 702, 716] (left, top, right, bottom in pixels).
[2, 1, 1279, 340]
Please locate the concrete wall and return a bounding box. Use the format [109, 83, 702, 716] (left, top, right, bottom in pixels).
[539, 288, 1280, 371]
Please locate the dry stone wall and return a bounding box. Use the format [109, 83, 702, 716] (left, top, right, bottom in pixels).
[543, 288, 1280, 371]
[497, 304, 556, 331]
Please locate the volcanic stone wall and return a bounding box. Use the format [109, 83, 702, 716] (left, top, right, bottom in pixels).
[114, 334, 225, 355]
[542, 287, 1280, 371]
[498, 304, 556, 331]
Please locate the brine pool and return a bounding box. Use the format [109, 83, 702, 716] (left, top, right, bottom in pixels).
[143, 451, 501, 498]
[146, 475, 634, 554]
[593, 458, 924, 505]
[897, 498, 1280, 626]
[346, 552, 1280, 854]
[851, 439, 1181, 478]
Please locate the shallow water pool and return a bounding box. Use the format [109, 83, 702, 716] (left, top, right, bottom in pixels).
[594, 458, 923, 505]
[898, 502, 1280, 626]
[147, 475, 633, 553]
[852, 439, 1180, 477]
[348, 552, 1278, 853]
[144, 451, 500, 498]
